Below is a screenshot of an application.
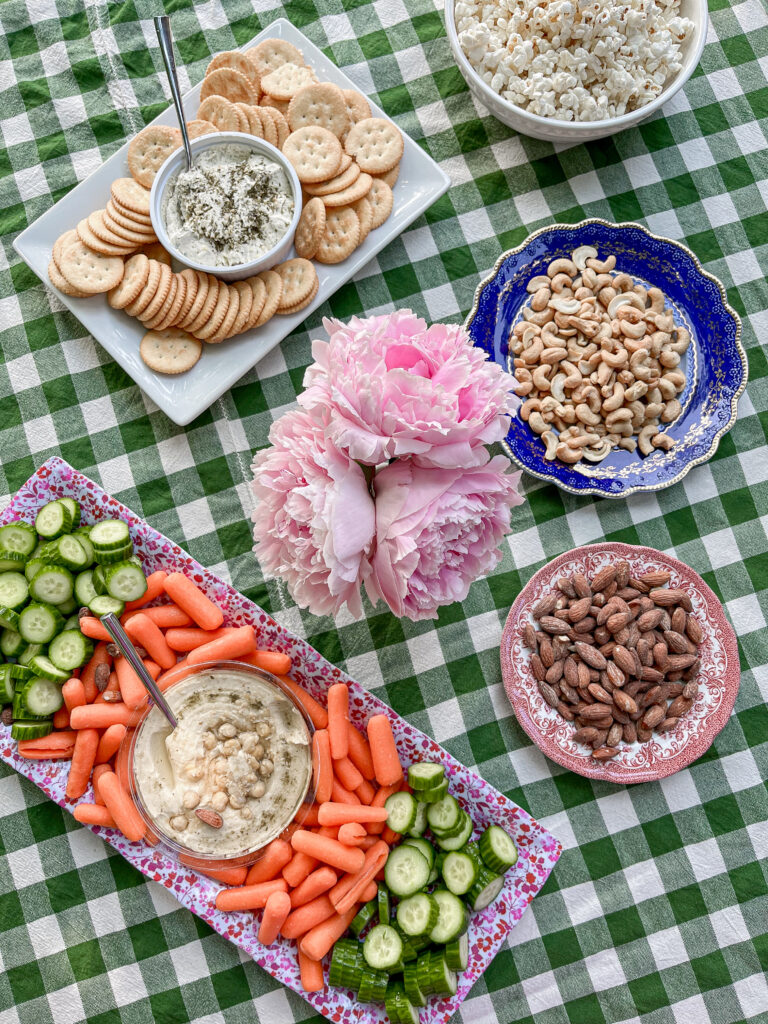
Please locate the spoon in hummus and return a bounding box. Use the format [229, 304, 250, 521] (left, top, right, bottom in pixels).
[100, 612, 178, 730]
[155, 15, 193, 172]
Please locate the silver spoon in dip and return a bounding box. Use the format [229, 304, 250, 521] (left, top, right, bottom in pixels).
[100, 612, 178, 730]
[154, 15, 193, 172]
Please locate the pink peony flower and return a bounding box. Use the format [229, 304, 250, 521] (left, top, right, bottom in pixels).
[250, 409, 375, 618]
[366, 456, 524, 621]
[299, 311, 519, 467]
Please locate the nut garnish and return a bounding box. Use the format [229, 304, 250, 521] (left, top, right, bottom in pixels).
[195, 806, 223, 829]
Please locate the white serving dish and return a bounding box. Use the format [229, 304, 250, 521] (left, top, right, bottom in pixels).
[444, 0, 708, 144]
[13, 19, 450, 426]
[150, 133, 302, 282]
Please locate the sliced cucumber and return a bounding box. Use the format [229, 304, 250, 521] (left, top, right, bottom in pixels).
[25, 557, 46, 582]
[45, 535, 88, 571]
[0, 607, 20, 631]
[88, 595, 125, 617]
[75, 570, 98, 608]
[0, 522, 37, 557]
[403, 962, 428, 1008]
[92, 565, 107, 595]
[18, 603, 64, 644]
[17, 676, 64, 716]
[401, 837, 435, 870]
[395, 927, 419, 962]
[407, 762, 445, 791]
[57, 595, 77, 616]
[396, 892, 439, 937]
[384, 845, 431, 898]
[357, 966, 389, 1003]
[28, 654, 69, 683]
[13, 693, 51, 721]
[419, 778, 450, 804]
[408, 801, 428, 837]
[62, 615, 82, 632]
[377, 882, 390, 925]
[385, 791, 417, 834]
[385, 981, 419, 1024]
[429, 889, 468, 944]
[435, 811, 474, 851]
[35, 500, 72, 539]
[9, 664, 32, 681]
[441, 850, 479, 896]
[0, 665, 15, 703]
[29, 566, 74, 606]
[467, 866, 505, 910]
[0, 627, 25, 658]
[11, 720, 53, 740]
[479, 824, 518, 873]
[89, 519, 130, 552]
[426, 794, 461, 834]
[417, 950, 457, 997]
[350, 899, 378, 938]
[72, 529, 95, 565]
[17, 643, 45, 667]
[59, 498, 81, 530]
[329, 939, 365, 989]
[94, 542, 134, 565]
[363, 924, 403, 972]
[49, 630, 93, 672]
[445, 934, 469, 971]
[104, 561, 147, 603]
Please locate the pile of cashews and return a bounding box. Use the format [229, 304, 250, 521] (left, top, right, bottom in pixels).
[510, 246, 689, 465]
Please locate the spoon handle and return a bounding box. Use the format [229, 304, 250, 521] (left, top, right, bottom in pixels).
[155, 15, 193, 171]
[100, 613, 178, 730]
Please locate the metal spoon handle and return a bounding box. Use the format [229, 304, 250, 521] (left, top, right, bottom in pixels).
[100, 613, 178, 729]
[155, 15, 193, 171]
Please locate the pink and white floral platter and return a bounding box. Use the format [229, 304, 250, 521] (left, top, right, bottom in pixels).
[501, 542, 740, 785]
[0, 457, 561, 1024]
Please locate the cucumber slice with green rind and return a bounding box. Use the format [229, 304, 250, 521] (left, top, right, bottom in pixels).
[385, 791, 417, 834]
[434, 811, 474, 851]
[426, 794, 461, 834]
[59, 498, 81, 530]
[356, 966, 389, 1003]
[35, 500, 72, 539]
[29, 566, 74, 605]
[403, 962, 428, 1007]
[11, 720, 53, 740]
[104, 562, 147, 603]
[479, 824, 518, 873]
[395, 892, 439, 937]
[28, 655, 69, 683]
[0, 627, 25, 658]
[441, 850, 479, 895]
[407, 762, 445, 791]
[0, 522, 37, 557]
[88, 595, 125, 617]
[49, 630, 93, 672]
[384, 845, 431, 898]
[418, 778, 450, 804]
[75, 570, 98, 608]
[12, 693, 52, 720]
[0, 606, 21, 631]
[17, 676, 64, 716]
[17, 642, 45, 666]
[18, 603, 64, 645]
[89, 520, 130, 551]
[329, 939, 366, 989]
[72, 529, 95, 565]
[429, 889, 469, 944]
[466, 866, 505, 910]
[92, 565, 107, 595]
[0, 665, 15, 703]
[407, 800, 428, 837]
[377, 882, 390, 925]
[25, 558, 46, 582]
[93, 542, 134, 565]
[350, 899, 378, 938]
[444, 934, 469, 971]
[400, 837, 435, 870]
[47, 535, 88, 571]
[363, 924, 403, 971]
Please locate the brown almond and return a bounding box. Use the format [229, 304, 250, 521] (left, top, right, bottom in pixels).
[606, 611, 631, 634]
[532, 593, 559, 618]
[538, 681, 560, 708]
[636, 608, 664, 631]
[653, 642, 669, 671]
[195, 807, 223, 829]
[683, 657, 701, 680]
[577, 662, 591, 688]
[667, 653, 698, 670]
[569, 596, 592, 623]
[573, 726, 599, 744]
[102, 691, 123, 702]
[594, 626, 611, 645]
[591, 565, 617, 592]
[611, 707, 631, 725]
[616, 561, 631, 588]
[588, 683, 613, 704]
[686, 616, 702, 644]
[607, 722, 623, 747]
[539, 615, 569, 635]
[557, 576, 576, 597]
[663, 630, 688, 654]
[592, 746, 619, 760]
[558, 702, 575, 721]
[530, 654, 545, 682]
[591, 729, 609, 748]
[545, 660, 565, 685]
[643, 685, 664, 707]
[592, 592, 607, 608]
[612, 645, 636, 676]
[573, 617, 597, 634]
[682, 681, 698, 701]
[667, 683, 684, 697]
[523, 623, 538, 649]
[623, 722, 637, 743]
[596, 600, 620, 626]
[539, 638, 554, 668]
[581, 703, 616, 722]
[617, 587, 642, 601]
[667, 695, 693, 718]
[613, 689, 638, 714]
[656, 716, 679, 733]
[641, 666, 664, 683]
[671, 607, 687, 634]
[564, 658, 580, 688]
[636, 638, 653, 666]
[572, 572, 592, 598]
[650, 588, 687, 607]
[94, 663, 111, 691]
[642, 705, 666, 729]
[639, 570, 671, 587]
[636, 724, 653, 742]
[575, 642, 607, 670]
[560, 681, 579, 704]
[629, 577, 651, 593]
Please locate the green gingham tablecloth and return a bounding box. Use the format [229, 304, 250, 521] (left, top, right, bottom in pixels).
[1, 0, 767, 1021]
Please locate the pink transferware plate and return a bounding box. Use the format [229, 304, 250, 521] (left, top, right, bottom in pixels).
[0, 457, 561, 1024]
[501, 543, 740, 785]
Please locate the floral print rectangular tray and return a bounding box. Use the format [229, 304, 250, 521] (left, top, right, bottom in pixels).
[0, 457, 561, 1023]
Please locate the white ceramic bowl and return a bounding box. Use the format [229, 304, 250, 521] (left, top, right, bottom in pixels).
[444, 0, 708, 143]
[149, 132, 302, 282]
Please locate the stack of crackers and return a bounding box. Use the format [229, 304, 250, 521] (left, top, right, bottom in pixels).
[46, 37, 403, 377]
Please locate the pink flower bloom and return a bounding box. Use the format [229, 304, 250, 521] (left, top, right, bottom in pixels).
[299, 311, 519, 467]
[366, 456, 524, 621]
[250, 409, 375, 618]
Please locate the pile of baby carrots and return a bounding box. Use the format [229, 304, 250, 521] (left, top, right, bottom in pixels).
[16, 566, 408, 993]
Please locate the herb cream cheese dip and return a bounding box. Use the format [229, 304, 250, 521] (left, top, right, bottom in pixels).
[161, 144, 294, 267]
[131, 665, 312, 858]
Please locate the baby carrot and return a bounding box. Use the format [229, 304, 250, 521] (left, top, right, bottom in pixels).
[124, 569, 166, 610]
[164, 573, 223, 630]
[355, 780, 375, 805]
[333, 840, 389, 916]
[327, 683, 349, 760]
[62, 677, 86, 712]
[331, 778, 360, 806]
[215, 878, 288, 912]
[259, 890, 291, 945]
[52, 706, 70, 730]
[91, 763, 112, 804]
[156, 659, 197, 691]
[93, 670, 120, 704]
[164, 627, 234, 652]
[382, 826, 401, 846]
[123, 604, 192, 629]
[125, 613, 176, 670]
[238, 650, 292, 676]
[95, 723, 126, 765]
[333, 756, 364, 793]
[366, 714, 403, 787]
[279, 820, 302, 844]
[317, 803, 389, 827]
[18, 731, 77, 759]
[291, 831, 365, 874]
[280, 895, 336, 940]
[79, 617, 113, 642]
[299, 803, 321, 827]
[312, 729, 333, 804]
[347, 724, 375, 781]
[65, 728, 100, 800]
[73, 803, 117, 828]
[115, 656, 160, 709]
[186, 625, 256, 666]
[196, 865, 248, 886]
[300, 906, 360, 962]
[245, 838, 293, 885]
[367, 782, 401, 835]
[98, 771, 146, 841]
[289, 866, 338, 908]
[298, 950, 325, 993]
[337, 822, 367, 847]
[275, 675, 328, 729]
[360, 880, 378, 901]
[70, 703, 139, 730]
[282, 851, 319, 888]
[81, 642, 110, 703]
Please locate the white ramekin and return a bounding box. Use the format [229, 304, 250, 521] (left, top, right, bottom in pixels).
[444, 0, 709, 144]
[149, 132, 302, 282]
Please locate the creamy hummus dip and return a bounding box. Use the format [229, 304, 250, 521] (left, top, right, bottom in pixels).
[161, 144, 294, 267]
[132, 667, 311, 857]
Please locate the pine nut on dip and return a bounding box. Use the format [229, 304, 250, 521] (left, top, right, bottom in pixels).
[160, 143, 295, 267]
[129, 663, 312, 860]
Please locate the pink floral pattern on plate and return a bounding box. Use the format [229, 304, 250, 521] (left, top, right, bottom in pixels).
[501, 542, 740, 784]
[0, 458, 561, 1024]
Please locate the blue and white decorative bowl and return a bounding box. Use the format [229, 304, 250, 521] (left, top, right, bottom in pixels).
[465, 220, 747, 499]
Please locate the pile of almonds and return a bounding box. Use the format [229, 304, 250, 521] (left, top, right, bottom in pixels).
[523, 561, 702, 761]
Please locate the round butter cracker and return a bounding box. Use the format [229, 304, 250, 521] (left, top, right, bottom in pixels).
[303, 160, 360, 197]
[283, 126, 342, 183]
[287, 83, 349, 138]
[111, 177, 152, 216]
[195, 280, 231, 340]
[200, 67, 258, 106]
[315, 206, 360, 265]
[247, 39, 305, 79]
[343, 89, 371, 123]
[294, 197, 326, 259]
[246, 275, 267, 328]
[108, 253, 150, 310]
[186, 118, 218, 140]
[368, 178, 394, 229]
[48, 259, 89, 298]
[279, 274, 318, 316]
[140, 328, 202, 375]
[344, 117, 403, 174]
[127, 125, 182, 189]
[254, 270, 282, 327]
[226, 279, 254, 338]
[322, 172, 372, 208]
[275, 257, 317, 310]
[206, 51, 262, 96]
[125, 259, 164, 318]
[198, 95, 241, 132]
[261, 62, 317, 102]
[59, 238, 125, 295]
[208, 285, 241, 343]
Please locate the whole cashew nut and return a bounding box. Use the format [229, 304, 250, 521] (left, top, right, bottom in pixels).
[532, 365, 552, 391]
[526, 275, 551, 293]
[638, 424, 657, 456]
[661, 399, 681, 423]
[576, 403, 601, 426]
[555, 442, 583, 463]
[541, 430, 559, 460]
[547, 258, 577, 278]
[652, 432, 675, 450]
[601, 382, 625, 411]
[528, 411, 548, 434]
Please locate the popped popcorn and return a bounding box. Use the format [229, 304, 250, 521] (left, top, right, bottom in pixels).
[454, 0, 695, 122]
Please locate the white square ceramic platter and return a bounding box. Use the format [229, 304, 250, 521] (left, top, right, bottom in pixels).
[13, 20, 451, 426]
[0, 457, 561, 1024]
